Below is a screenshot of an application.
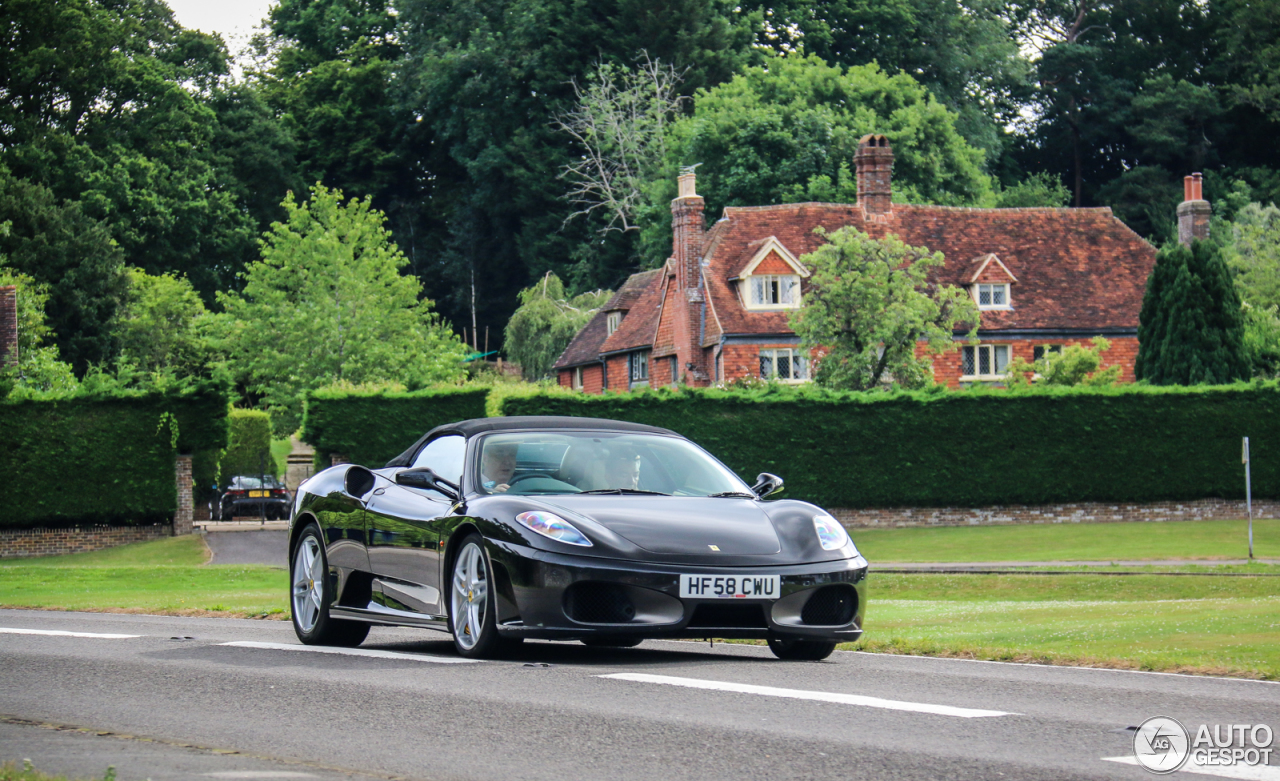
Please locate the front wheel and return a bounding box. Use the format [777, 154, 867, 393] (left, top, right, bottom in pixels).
[291, 524, 369, 647]
[450, 535, 520, 658]
[767, 635, 837, 661]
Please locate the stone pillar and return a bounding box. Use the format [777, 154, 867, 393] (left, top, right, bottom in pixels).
[1177, 173, 1211, 247]
[855, 134, 894, 219]
[174, 454, 193, 535]
[331, 453, 349, 466]
[0, 285, 17, 368]
[671, 169, 707, 384]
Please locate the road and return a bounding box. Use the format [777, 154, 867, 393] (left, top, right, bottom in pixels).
[1, 608, 1278, 781]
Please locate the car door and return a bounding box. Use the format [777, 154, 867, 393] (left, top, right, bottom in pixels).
[365, 435, 466, 616]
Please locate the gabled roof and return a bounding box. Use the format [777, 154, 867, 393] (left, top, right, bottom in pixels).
[730, 236, 810, 280]
[600, 268, 667, 354]
[966, 253, 1018, 284]
[703, 202, 1155, 336]
[554, 269, 662, 369]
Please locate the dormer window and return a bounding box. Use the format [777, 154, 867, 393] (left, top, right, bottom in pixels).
[606, 311, 622, 335]
[750, 275, 800, 308]
[976, 283, 1010, 309]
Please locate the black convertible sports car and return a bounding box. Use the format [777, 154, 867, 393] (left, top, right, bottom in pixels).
[287, 416, 868, 660]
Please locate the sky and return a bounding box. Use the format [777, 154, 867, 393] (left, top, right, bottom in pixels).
[165, 0, 275, 50]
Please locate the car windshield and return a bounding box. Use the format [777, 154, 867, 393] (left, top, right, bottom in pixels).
[474, 431, 752, 497]
[230, 477, 283, 490]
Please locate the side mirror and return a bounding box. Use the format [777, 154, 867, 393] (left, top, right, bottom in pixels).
[396, 467, 460, 502]
[751, 472, 784, 498]
[344, 465, 377, 498]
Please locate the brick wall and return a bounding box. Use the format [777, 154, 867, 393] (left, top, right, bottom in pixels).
[174, 454, 193, 535]
[605, 355, 629, 392]
[0, 285, 16, 367]
[0, 524, 173, 559]
[830, 497, 1279, 529]
[929, 335, 1139, 388]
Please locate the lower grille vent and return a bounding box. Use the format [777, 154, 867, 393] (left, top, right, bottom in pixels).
[688, 603, 768, 629]
[800, 585, 857, 626]
[564, 582, 636, 624]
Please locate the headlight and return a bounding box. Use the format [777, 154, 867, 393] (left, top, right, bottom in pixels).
[515, 511, 593, 547]
[813, 514, 855, 553]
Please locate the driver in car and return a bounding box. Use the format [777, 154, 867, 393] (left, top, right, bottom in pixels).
[604, 450, 641, 490]
[481, 443, 518, 493]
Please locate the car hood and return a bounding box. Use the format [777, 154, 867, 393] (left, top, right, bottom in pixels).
[538, 496, 781, 556]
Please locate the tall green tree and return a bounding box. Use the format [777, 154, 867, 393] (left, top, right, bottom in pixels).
[504, 273, 612, 380]
[790, 228, 979, 390]
[1225, 202, 1280, 310]
[218, 185, 468, 432]
[116, 268, 216, 378]
[0, 229, 78, 395]
[1135, 240, 1250, 385]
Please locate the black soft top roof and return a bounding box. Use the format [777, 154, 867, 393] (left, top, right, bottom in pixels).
[385, 416, 677, 467]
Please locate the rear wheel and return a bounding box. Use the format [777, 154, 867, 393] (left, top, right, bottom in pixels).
[767, 635, 837, 661]
[291, 524, 369, 647]
[450, 535, 521, 659]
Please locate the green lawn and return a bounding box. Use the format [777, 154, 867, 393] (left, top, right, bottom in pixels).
[0, 536, 288, 618]
[852, 518, 1279, 563]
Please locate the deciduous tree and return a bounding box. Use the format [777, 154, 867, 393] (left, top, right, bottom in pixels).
[503, 273, 612, 380]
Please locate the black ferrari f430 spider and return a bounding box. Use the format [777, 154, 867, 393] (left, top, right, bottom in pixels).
[287, 416, 868, 660]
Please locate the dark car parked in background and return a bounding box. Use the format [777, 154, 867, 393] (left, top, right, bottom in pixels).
[220, 476, 291, 520]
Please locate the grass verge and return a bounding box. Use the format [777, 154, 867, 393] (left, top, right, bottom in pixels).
[1, 761, 114, 781]
[0, 536, 288, 619]
[852, 517, 1278, 562]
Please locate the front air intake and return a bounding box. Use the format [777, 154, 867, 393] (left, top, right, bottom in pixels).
[564, 582, 636, 624]
[800, 585, 857, 626]
[687, 603, 768, 629]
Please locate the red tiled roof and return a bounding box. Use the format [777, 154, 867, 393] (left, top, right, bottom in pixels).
[554, 269, 662, 369]
[600, 268, 667, 354]
[704, 203, 1155, 336]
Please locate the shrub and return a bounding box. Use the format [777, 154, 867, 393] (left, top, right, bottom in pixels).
[497, 383, 1280, 508]
[302, 386, 490, 468]
[220, 409, 275, 485]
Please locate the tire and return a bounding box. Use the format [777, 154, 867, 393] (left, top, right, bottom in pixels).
[581, 636, 644, 648]
[767, 635, 837, 661]
[290, 524, 370, 647]
[449, 534, 520, 659]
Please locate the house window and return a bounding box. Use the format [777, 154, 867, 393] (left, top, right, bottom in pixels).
[606, 311, 622, 335]
[760, 348, 808, 382]
[975, 283, 1010, 310]
[961, 345, 1011, 379]
[1033, 345, 1063, 362]
[572, 366, 583, 390]
[748, 275, 800, 309]
[669, 356, 679, 386]
[629, 351, 649, 383]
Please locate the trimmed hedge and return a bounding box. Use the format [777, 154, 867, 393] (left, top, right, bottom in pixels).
[0, 388, 229, 528]
[302, 386, 490, 468]
[220, 409, 275, 485]
[497, 383, 1280, 509]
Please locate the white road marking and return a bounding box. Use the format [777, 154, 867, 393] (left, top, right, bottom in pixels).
[598, 672, 1017, 718]
[202, 768, 320, 773]
[0, 627, 140, 639]
[219, 641, 480, 664]
[1103, 756, 1280, 780]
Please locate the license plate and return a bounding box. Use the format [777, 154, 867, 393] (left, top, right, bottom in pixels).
[248, 490, 267, 498]
[679, 574, 779, 600]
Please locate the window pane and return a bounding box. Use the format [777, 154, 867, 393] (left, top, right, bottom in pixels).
[780, 276, 796, 304]
[979, 285, 992, 306]
[769, 277, 780, 304]
[992, 285, 1006, 305]
[995, 345, 1010, 373]
[639, 352, 648, 379]
[1033, 345, 1044, 362]
[962, 346, 975, 375]
[752, 277, 765, 305]
[777, 353, 792, 379]
[979, 346, 991, 375]
[760, 351, 774, 378]
[795, 353, 808, 379]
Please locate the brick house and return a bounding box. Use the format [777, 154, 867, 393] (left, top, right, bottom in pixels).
[556, 136, 1202, 390]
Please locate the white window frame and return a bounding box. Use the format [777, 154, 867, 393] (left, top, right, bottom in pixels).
[759, 348, 809, 383]
[572, 366, 583, 390]
[606, 311, 622, 335]
[745, 274, 802, 311]
[629, 351, 649, 384]
[961, 344, 1012, 381]
[973, 283, 1011, 310]
[1032, 344, 1063, 362]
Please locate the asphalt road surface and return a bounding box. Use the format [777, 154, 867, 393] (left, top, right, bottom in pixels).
[2, 608, 1278, 781]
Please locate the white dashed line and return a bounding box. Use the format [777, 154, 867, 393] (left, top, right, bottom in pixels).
[219, 641, 480, 664]
[0, 627, 141, 639]
[202, 773, 319, 779]
[598, 672, 1018, 718]
[1103, 756, 1280, 780]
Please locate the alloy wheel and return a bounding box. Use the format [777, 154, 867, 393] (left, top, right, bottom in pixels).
[451, 542, 488, 650]
[292, 535, 324, 633]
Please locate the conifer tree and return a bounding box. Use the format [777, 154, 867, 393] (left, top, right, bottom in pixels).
[1135, 240, 1250, 384]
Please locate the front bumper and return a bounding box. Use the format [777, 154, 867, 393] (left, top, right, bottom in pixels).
[487, 541, 867, 642]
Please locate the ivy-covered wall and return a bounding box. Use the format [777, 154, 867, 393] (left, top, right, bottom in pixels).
[302, 387, 490, 468]
[0, 389, 229, 528]
[497, 384, 1279, 508]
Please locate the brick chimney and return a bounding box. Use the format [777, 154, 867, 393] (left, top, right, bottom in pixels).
[855, 134, 894, 219]
[0, 286, 16, 368]
[672, 166, 706, 383]
[1177, 173, 1211, 247]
